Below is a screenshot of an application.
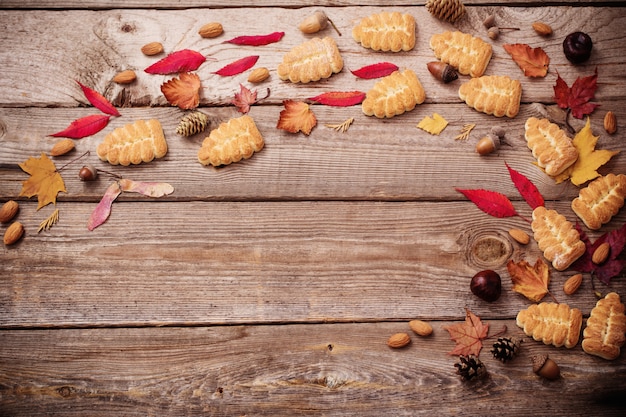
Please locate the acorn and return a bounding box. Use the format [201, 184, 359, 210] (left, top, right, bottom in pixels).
[299, 10, 329, 34]
[532, 354, 560, 380]
[79, 164, 98, 181]
[426, 61, 458, 83]
[475, 133, 500, 155]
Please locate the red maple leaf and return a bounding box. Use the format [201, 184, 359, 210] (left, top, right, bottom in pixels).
[571, 222, 626, 285]
[553, 68, 599, 119]
[232, 84, 258, 114]
[444, 308, 489, 356]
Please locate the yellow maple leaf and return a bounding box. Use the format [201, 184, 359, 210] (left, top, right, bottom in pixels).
[417, 113, 448, 135]
[553, 118, 620, 185]
[18, 153, 66, 210]
[507, 258, 553, 302]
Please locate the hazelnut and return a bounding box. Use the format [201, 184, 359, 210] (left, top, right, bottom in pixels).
[476, 134, 500, 155]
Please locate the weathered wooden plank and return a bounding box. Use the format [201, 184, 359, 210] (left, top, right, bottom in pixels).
[0, 7, 623, 107]
[1, 322, 625, 416]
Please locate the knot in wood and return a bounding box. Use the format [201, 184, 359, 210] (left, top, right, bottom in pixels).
[467, 231, 512, 269]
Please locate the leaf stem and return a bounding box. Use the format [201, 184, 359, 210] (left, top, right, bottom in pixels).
[56, 150, 90, 172]
[486, 324, 508, 340]
[564, 108, 575, 134]
[96, 167, 122, 179]
[517, 213, 532, 224]
[327, 16, 342, 36]
[547, 290, 559, 304]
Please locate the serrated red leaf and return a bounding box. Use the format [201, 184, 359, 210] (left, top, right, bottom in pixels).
[350, 62, 399, 79]
[572, 222, 626, 284]
[232, 84, 258, 114]
[444, 308, 489, 356]
[161, 72, 201, 109]
[456, 188, 518, 218]
[50, 114, 111, 139]
[144, 49, 206, 75]
[506, 163, 544, 210]
[76, 81, 120, 116]
[224, 32, 284, 46]
[309, 91, 366, 107]
[213, 55, 259, 76]
[553, 68, 599, 119]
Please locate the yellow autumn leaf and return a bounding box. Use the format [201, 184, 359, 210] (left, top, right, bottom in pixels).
[18, 153, 66, 210]
[417, 113, 448, 135]
[507, 258, 552, 302]
[553, 118, 620, 185]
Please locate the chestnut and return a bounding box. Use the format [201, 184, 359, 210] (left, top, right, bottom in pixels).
[563, 31, 593, 64]
[470, 270, 502, 302]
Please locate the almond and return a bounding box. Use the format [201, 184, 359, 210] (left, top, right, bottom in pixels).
[604, 111, 617, 135]
[50, 138, 75, 157]
[248, 67, 270, 83]
[387, 332, 411, 348]
[509, 228, 530, 245]
[141, 42, 164, 56]
[113, 70, 137, 84]
[0, 200, 19, 223]
[409, 320, 433, 337]
[4, 221, 24, 245]
[198, 22, 223, 38]
[563, 273, 583, 295]
[532, 22, 553, 36]
[592, 242, 610, 264]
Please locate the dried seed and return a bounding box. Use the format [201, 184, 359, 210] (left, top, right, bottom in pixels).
[141, 42, 164, 56]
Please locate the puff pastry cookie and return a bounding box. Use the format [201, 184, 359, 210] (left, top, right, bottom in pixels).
[531, 206, 586, 271]
[582, 292, 626, 360]
[458, 75, 521, 118]
[571, 173, 626, 230]
[429, 31, 492, 78]
[524, 117, 579, 176]
[97, 119, 167, 166]
[277, 37, 343, 83]
[516, 302, 583, 348]
[352, 11, 416, 52]
[361, 69, 425, 118]
[197, 115, 264, 166]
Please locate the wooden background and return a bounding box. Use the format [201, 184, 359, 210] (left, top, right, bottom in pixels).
[1, 1, 625, 415]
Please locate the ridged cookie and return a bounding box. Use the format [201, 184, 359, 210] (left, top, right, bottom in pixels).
[352, 11, 416, 52]
[525, 117, 578, 176]
[429, 31, 492, 77]
[458, 75, 521, 118]
[361, 69, 425, 118]
[97, 119, 167, 166]
[277, 37, 343, 83]
[582, 292, 626, 360]
[572, 173, 626, 230]
[531, 206, 586, 271]
[197, 115, 264, 167]
[516, 302, 583, 348]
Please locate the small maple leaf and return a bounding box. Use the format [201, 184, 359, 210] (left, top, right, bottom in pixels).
[161, 72, 201, 110]
[572, 223, 626, 285]
[503, 43, 550, 77]
[553, 68, 599, 119]
[276, 100, 317, 135]
[18, 153, 66, 210]
[416, 113, 448, 135]
[553, 118, 619, 185]
[507, 258, 554, 302]
[444, 308, 489, 357]
[232, 84, 258, 114]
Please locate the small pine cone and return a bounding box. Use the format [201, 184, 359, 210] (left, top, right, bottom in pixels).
[426, 0, 466, 23]
[454, 355, 487, 381]
[176, 111, 209, 136]
[491, 337, 522, 363]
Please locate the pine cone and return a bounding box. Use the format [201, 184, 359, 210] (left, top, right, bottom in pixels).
[176, 111, 209, 136]
[491, 337, 522, 363]
[454, 355, 487, 381]
[426, 0, 466, 23]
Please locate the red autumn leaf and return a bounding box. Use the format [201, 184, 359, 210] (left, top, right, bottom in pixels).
[277, 100, 317, 135]
[505, 163, 544, 210]
[572, 223, 626, 285]
[213, 56, 259, 76]
[444, 308, 489, 356]
[350, 62, 399, 79]
[144, 49, 207, 75]
[503, 43, 550, 77]
[232, 84, 258, 114]
[309, 91, 366, 107]
[224, 31, 284, 46]
[553, 68, 599, 119]
[76, 81, 120, 116]
[161, 72, 201, 109]
[456, 188, 518, 218]
[50, 114, 111, 139]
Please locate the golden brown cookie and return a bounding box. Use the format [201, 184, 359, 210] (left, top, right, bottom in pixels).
[458, 75, 521, 118]
[582, 292, 626, 360]
[361, 69, 425, 119]
[516, 302, 583, 348]
[352, 11, 416, 52]
[197, 115, 264, 167]
[277, 37, 343, 84]
[524, 117, 579, 176]
[572, 173, 626, 230]
[97, 119, 167, 166]
[531, 206, 586, 271]
[429, 31, 492, 77]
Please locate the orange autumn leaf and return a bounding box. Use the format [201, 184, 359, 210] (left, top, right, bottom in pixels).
[444, 308, 489, 356]
[503, 43, 550, 77]
[161, 72, 201, 109]
[276, 100, 317, 135]
[18, 152, 66, 210]
[507, 257, 552, 302]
